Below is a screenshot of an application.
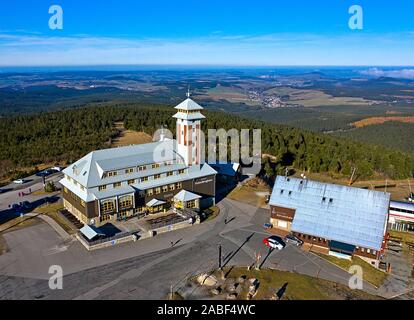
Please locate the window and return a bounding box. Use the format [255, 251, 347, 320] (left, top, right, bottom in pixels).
[100, 200, 115, 213]
[113, 182, 122, 188]
[141, 176, 148, 183]
[125, 168, 134, 174]
[162, 185, 169, 192]
[186, 200, 196, 209]
[373, 250, 377, 255]
[152, 163, 160, 169]
[98, 185, 107, 192]
[73, 180, 78, 186]
[178, 169, 185, 175]
[119, 195, 133, 210]
[155, 187, 161, 195]
[80, 185, 85, 191]
[361, 248, 365, 253]
[108, 171, 118, 177]
[81, 200, 86, 208]
[367, 249, 371, 254]
[146, 189, 153, 196]
[176, 182, 182, 189]
[167, 172, 174, 177]
[128, 179, 136, 185]
[169, 184, 175, 191]
[64, 187, 68, 193]
[154, 174, 161, 180]
[138, 165, 146, 171]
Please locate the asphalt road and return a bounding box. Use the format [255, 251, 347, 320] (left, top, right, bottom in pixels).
[0, 197, 383, 300]
[0, 173, 63, 211]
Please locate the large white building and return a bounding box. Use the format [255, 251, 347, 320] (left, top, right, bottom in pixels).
[60, 96, 217, 227]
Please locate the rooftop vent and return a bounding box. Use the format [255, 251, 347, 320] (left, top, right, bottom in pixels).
[329, 198, 334, 204]
[288, 191, 293, 196]
[280, 189, 284, 194]
[322, 197, 326, 202]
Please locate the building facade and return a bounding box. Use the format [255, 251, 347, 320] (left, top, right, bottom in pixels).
[269, 176, 391, 267]
[60, 96, 217, 227]
[388, 201, 414, 232]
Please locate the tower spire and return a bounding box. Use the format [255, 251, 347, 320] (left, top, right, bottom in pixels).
[186, 86, 191, 98]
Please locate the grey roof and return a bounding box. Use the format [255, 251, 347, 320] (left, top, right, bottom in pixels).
[173, 111, 205, 120]
[269, 176, 390, 250]
[174, 190, 202, 202]
[63, 140, 184, 188]
[146, 199, 166, 207]
[210, 163, 240, 177]
[174, 98, 204, 111]
[80, 225, 105, 240]
[390, 201, 414, 211]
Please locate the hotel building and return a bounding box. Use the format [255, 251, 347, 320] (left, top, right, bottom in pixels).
[60, 96, 217, 227]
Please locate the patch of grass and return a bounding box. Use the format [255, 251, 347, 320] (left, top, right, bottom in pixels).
[228, 185, 268, 207]
[33, 201, 77, 235]
[0, 234, 8, 255]
[204, 206, 220, 222]
[0, 215, 41, 234]
[389, 230, 414, 244]
[212, 267, 381, 300]
[316, 254, 387, 288]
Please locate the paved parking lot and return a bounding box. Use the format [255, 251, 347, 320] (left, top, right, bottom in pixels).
[0, 198, 386, 299]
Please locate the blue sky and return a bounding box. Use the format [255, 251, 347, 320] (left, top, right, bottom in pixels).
[0, 0, 414, 66]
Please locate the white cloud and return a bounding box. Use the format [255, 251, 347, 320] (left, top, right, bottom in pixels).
[359, 68, 414, 80]
[1, 32, 414, 66]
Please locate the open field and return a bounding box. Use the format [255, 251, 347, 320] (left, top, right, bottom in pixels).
[353, 116, 414, 128]
[228, 178, 270, 208]
[264, 87, 374, 107]
[111, 121, 153, 147]
[208, 267, 382, 300]
[315, 255, 388, 288]
[199, 85, 261, 107]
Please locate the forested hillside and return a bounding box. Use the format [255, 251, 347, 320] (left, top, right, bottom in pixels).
[334, 122, 414, 154]
[0, 102, 413, 180]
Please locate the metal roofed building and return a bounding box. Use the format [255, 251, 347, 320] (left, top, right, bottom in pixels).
[60, 95, 217, 227]
[388, 200, 414, 232]
[269, 176, 391, 267]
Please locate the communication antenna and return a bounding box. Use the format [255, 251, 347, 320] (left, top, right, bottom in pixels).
[186, 85, 191, 98]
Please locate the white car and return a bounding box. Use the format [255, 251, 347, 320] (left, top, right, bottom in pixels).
[263, 236, 285, 250]
[13, 179, 25, 184]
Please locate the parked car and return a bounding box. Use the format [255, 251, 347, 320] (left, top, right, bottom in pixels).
[36, 169, 54, 177]
[11, 203, 21, 210]
[263, 223, 273, 229]
[22, 201, 32, 210]
[0, 188, 4, 194]
[285, 234, 304, 247]
[263, 236, 285, 250]
[51, 166, 62, 172]
[13, 179, 25, 184]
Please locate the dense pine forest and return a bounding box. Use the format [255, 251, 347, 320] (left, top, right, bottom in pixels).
[1, 102, 414, 181]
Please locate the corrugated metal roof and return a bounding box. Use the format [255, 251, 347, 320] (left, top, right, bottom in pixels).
[269, 176, 390, 250]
